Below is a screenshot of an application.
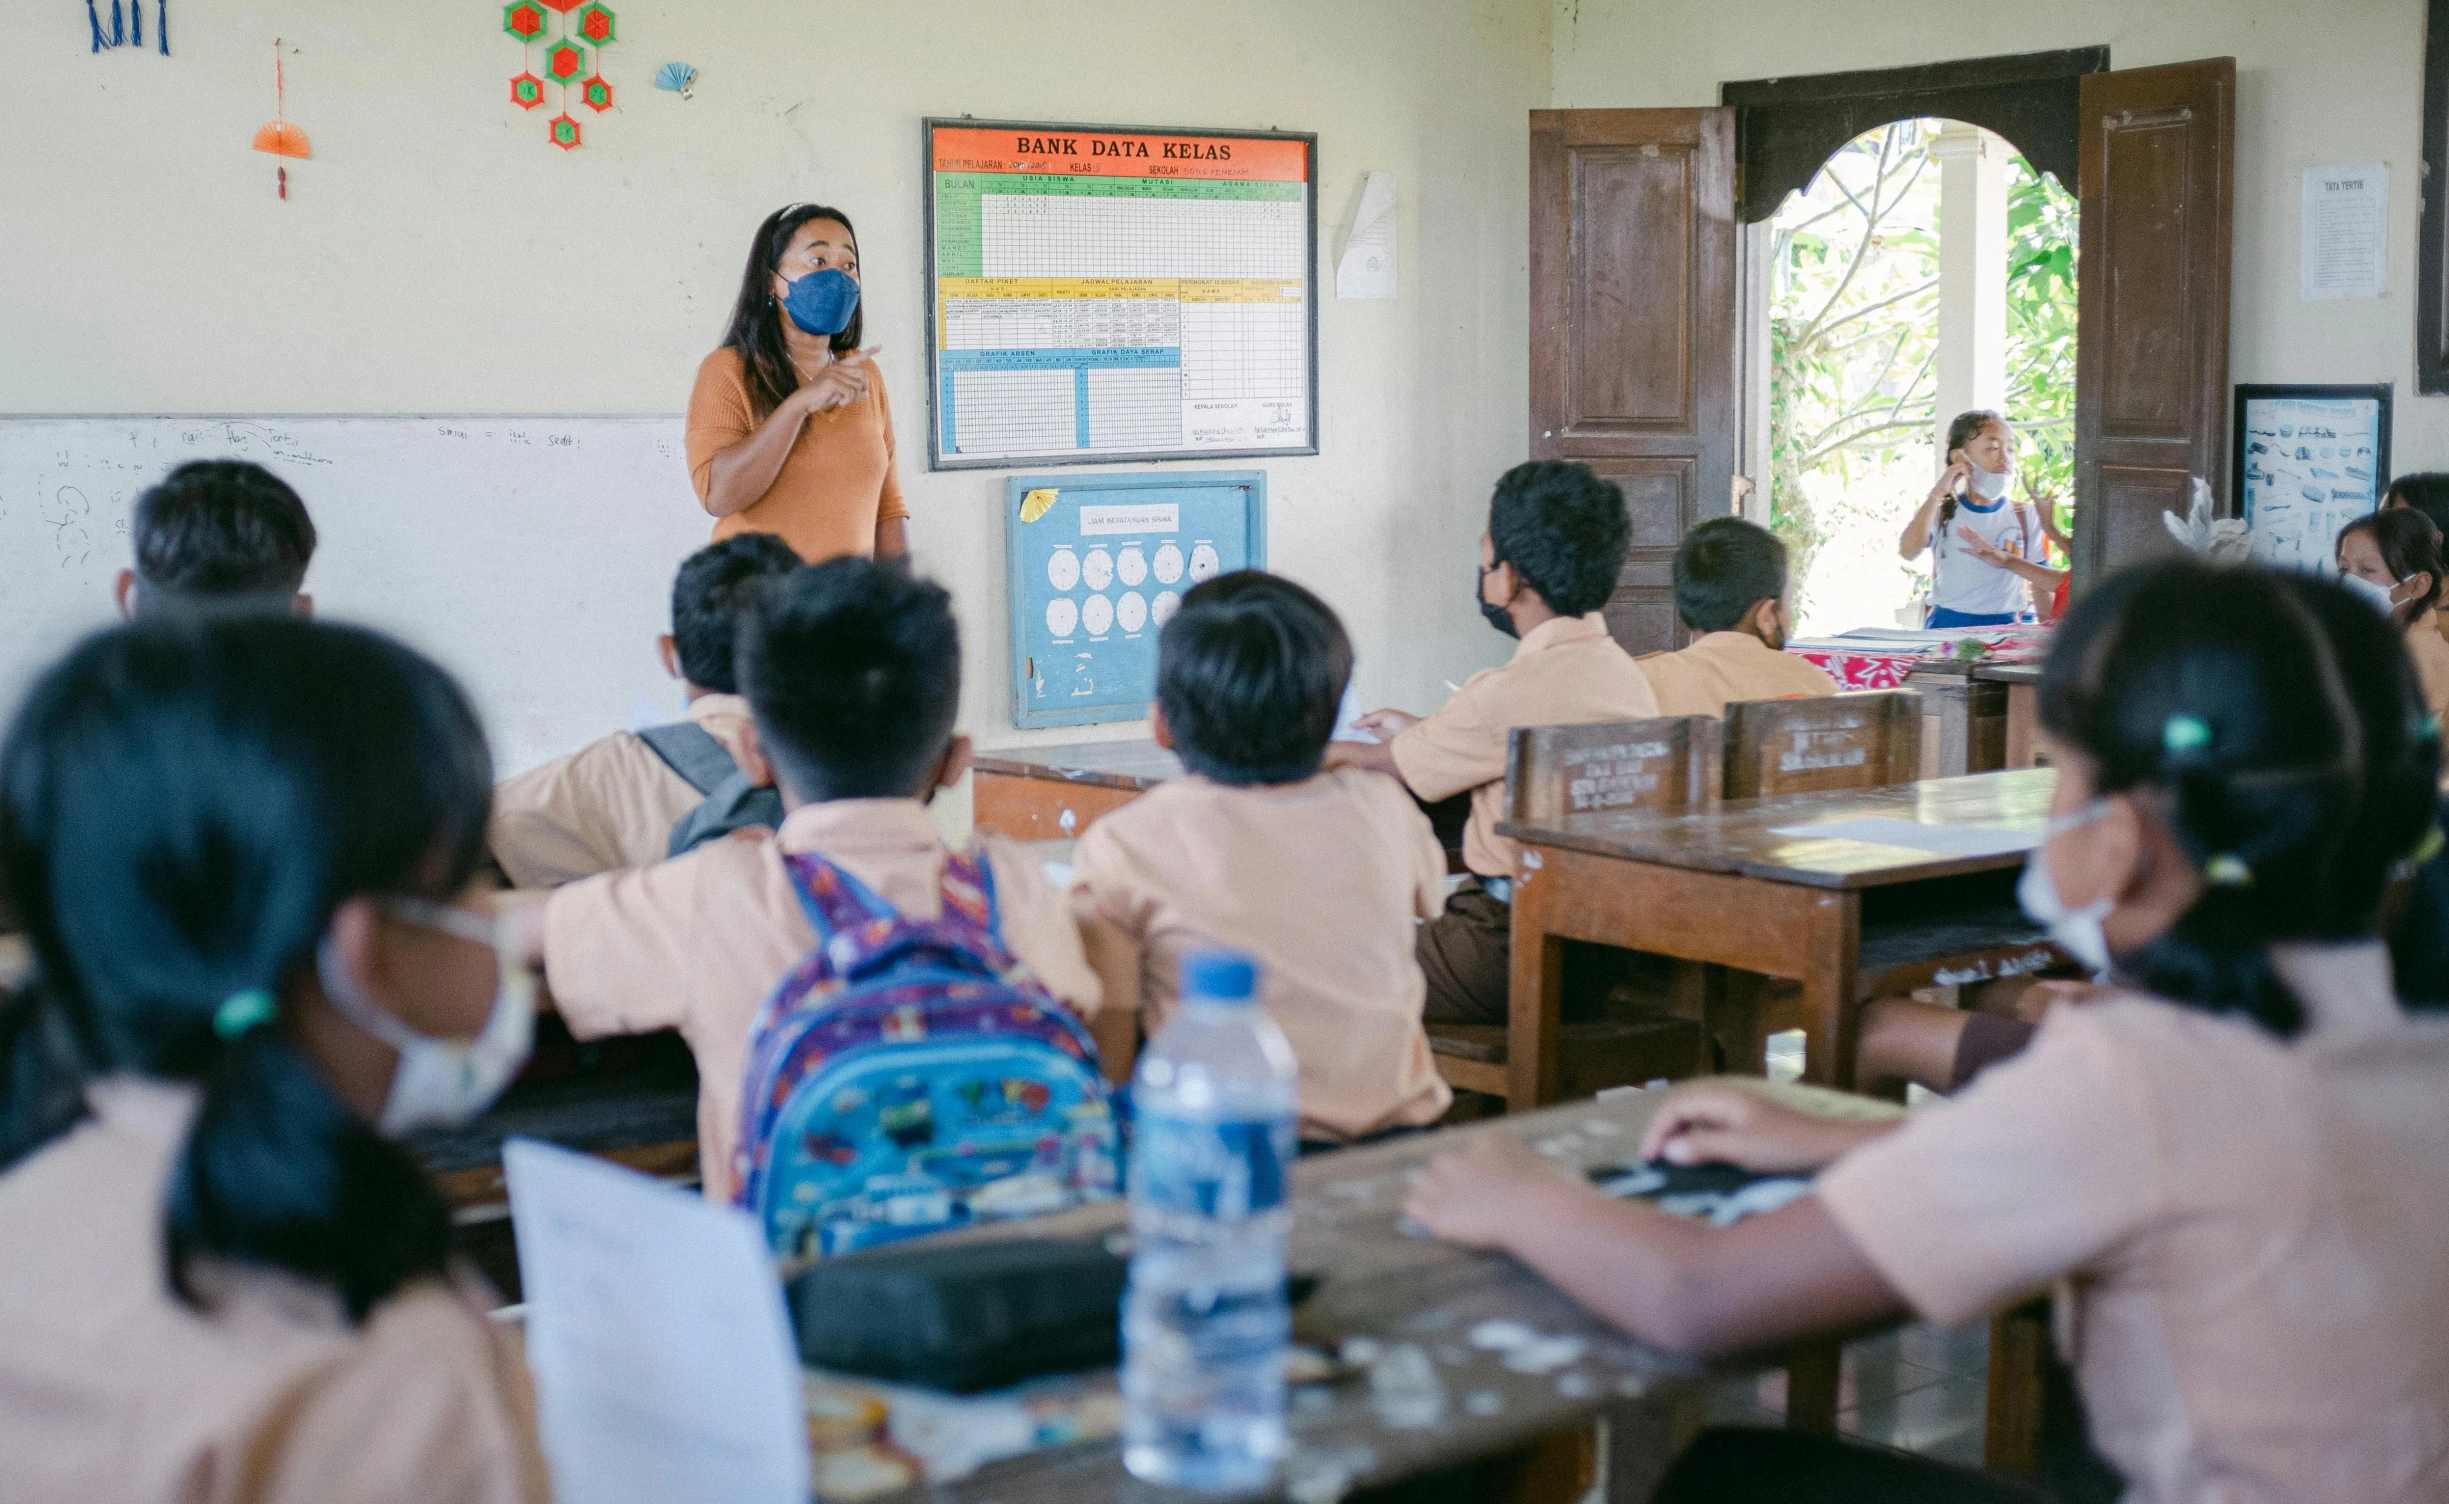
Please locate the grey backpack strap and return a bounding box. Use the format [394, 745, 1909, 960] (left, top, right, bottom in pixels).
[636, 721, 738, 796]
[667, 768, 786, 859]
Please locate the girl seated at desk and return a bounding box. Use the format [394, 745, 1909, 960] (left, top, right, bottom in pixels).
[1409, 558, 2449, 1503]
[0, 616, 547, 1502]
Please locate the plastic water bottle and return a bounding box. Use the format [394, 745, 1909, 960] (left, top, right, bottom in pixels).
[1122, 948, 1299, 1489]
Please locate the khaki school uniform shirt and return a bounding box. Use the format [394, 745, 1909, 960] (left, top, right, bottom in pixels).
[1390, 613, 1659, 878]
[543, 798, 1099, 1202]
[1636, 631, 1838, 717]
[1069, 768, 1452, 1142]
[2405, 610, 2449, 732]
[1816, 943, 2449, 1504]
[0, 1078, 548, 1504]
[686, 347, 909, 564]
[489, 693, 764, 889]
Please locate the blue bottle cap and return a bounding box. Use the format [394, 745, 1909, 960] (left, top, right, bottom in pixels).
[1181, 948, 1257, 1003]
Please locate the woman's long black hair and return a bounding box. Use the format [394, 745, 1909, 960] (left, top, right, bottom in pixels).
[722, 203, 864, 423]
[2039, 559, 2440, 1035]
[0, 614, 495, 1321]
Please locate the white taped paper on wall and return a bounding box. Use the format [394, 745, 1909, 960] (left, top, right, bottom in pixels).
[1336, 171, 1398, 299]
[2301, 163, 2387, 302]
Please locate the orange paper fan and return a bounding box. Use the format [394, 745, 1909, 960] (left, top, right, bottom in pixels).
[252, 120, 310, 158]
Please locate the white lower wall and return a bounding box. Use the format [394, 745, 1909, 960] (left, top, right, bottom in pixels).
[1553, 0, 2447, 470]
[2, 0, 1551, 775]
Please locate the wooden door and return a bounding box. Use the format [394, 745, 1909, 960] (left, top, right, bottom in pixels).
[2072, 60, 2234, 591]
[1530, 109, 1739, 655]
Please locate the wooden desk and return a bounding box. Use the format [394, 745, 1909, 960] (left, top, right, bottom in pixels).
[878, 1083, 1889, 1503]
[1902, 661, 2010, 778]
[1974, 663, 2045, 770]
[1499, 769, 2058, 1093]
[971, 739, 1184, 841]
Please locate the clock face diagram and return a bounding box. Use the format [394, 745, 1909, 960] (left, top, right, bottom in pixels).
[1151, 590, 1181, 627]
[1081, 549, 1115, 592]
[1116, 546, 1148, 587]
[1151, 543, 1185, 585]
[1116, 591, 1148, 633]
[1044, 597, 1078, 638]
[1080, 593, 1114, 636]
[1046, 549, 1081, 592]
[1188, 542, 1222, 582]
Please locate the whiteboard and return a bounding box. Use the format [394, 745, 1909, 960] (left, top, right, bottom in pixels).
[0, 416, 708, 777]
[924, 119, 1319, 470]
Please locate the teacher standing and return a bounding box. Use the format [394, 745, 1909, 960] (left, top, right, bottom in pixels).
[687, 204, 908, 562]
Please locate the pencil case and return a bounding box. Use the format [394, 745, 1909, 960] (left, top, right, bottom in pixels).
[783, 1236, 1128, 1393]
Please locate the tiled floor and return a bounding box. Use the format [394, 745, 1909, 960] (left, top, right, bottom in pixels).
[1716, 1032, 1990, 1468]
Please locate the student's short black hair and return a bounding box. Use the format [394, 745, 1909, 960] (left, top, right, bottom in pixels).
[669, 534, 802, 694]
[130, 460, 317, 606]
[1673, 517, 1790, 633]
[1157, 571, 1352, 786]
[2387, 472, 2449, 542]
[737, 558, 961, 802]
[1487, 461, 1632, 619]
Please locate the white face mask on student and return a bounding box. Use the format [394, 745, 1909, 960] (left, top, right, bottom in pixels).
[2339, 570, 2405, 617]
[317, 897, 536, 1136]
[1967, 465, 2013, 502]
[2017, 800, 2116, 979]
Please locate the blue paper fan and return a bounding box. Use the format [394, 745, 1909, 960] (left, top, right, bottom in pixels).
[653, 61, 697, 97]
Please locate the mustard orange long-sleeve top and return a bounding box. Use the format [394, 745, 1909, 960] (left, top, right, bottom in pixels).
[684, 346, 909, 563]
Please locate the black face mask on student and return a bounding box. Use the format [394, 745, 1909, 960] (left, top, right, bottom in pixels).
[1477, 561, 1519, 639]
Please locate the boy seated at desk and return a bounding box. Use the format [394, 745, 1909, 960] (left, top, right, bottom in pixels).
[1068, 570, 1451, 1148]
[503, 558, 1096, 1202]
[113, 458, 317, 618]
[1637, 516, 1836, 716]
[1328, 460, 1658, 1026]
[489, 533, 799, 889]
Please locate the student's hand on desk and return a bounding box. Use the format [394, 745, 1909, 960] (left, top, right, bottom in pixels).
[1404, 1134, 1580, 1250]
[1353, 708, 1419, 740]
[1637, 1083, 1880, 1175]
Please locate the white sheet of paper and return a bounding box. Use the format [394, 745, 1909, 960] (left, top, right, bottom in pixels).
[506, 1139, 808, 1504]
[1336, 171, 1398, 299]
[1331, 681, 1379, 743]
[2301, 163, 2388, 301]
[1769, 817, 2040, 860]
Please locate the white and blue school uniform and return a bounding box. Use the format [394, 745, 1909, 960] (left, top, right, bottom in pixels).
[1926, 495, 2045, 628]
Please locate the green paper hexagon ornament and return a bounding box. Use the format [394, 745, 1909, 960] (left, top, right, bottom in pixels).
[509, 72, 546, 109]
[502, 1, 548, 41]
[543, 40, 589, 83]
[549, 113, 583, 150]
[575, 3, 616, 45]
[579, 75, 613, 112]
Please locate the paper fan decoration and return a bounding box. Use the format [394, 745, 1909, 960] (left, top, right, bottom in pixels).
[504, 1, 614, 148]
[653, 62, 697, 99]
[252, 39, 309, 199]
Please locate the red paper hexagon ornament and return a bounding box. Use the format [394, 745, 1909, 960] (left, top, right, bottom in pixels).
[509, 72, 546, 109]
[502, 1, 548, 41]
[575, 3, 616, 44]
[580, 75, 614, 112]
[543, 40, 590, 83]
[549, 114, 583, 150]
[539, 0, 583, 10]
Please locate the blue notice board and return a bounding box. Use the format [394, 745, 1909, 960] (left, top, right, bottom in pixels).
[1006, 471, 1266, 728]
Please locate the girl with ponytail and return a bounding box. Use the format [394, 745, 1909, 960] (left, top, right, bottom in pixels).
[1405, 559, 2449, 1504]
[0, 615, 547, 1502]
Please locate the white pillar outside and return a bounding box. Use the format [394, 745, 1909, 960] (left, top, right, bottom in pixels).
[1932, 124, 2009, 460]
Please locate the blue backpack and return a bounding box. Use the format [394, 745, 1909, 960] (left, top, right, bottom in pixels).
[733, 849, 1121, 1259]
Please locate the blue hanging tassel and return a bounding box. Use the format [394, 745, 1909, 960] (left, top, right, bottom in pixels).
[157, 0, 167, 55]
[131, 0, 140, 47]
[110, 0, 123, 47]
[87, 0, 104, 51]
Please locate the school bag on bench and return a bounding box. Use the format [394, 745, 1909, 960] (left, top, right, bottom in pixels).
[734, 849, 1122, 1259]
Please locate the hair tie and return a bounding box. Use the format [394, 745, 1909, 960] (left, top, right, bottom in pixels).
[213, 990, 277, 1040]
[2419, 714, 2443, 745]
[2413, 826, 2447, 868]
[2201, 853, 2254, 888]
[2163, 713, 2213, 757]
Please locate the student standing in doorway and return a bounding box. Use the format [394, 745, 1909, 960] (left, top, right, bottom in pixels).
[1900, 410, 2050, 627]
[688, 205, 908, 564]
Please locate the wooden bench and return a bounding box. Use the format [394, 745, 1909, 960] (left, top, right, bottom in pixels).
[1433, 717, 1718, 1109]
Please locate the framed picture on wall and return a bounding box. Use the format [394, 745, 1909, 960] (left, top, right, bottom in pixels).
[2420, 0, 2449, 390]
[2232, 383, 2392, 571]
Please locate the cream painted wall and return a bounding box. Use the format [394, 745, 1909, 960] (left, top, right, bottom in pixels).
[1552, 0, 2449, 471]
[1, 1, 1548, 786]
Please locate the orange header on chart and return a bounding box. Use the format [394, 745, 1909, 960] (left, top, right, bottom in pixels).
[931, 126, 1308, 183]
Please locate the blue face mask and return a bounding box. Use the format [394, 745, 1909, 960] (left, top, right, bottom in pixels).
[781, 267, 860, 337]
